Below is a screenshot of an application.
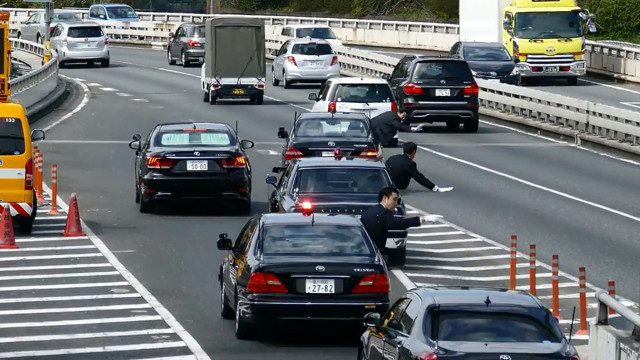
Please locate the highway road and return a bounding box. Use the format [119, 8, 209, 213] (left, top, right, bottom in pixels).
[356, 45, 640, 112]
[6, 46, 638, 358]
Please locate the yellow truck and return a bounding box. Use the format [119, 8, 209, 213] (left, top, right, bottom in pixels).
[460, 0, 596, 85]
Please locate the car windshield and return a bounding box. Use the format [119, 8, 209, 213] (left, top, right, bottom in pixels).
[67, 26, 103, 38]
[296, 27, 336, 39]
[155, 130, 234, 147]
[291, 43, 333, 55]
[515, 11, 584, 38]
[106, 6, 137, 19]
[0, 118, 25, 155]
[464, 46, 512, 61]
[412, 61, 474, 84]
[297, 168, 391, 194]
[52, 13, 82, 22]
[334, 84, 394, 103]
[294, 118, 370, 138]
[262, 224, 374, 256]
[431, 311, 563, 343]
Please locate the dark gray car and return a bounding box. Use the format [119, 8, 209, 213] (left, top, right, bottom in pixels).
[167, 22, 205, 67]
[449, 41, 520, 85]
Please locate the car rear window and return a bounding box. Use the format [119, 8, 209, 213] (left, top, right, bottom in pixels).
[431, 311, 563, 343]
[412, 61, 474, 83]
[67, 26, 103, 38]
[295, 27, 337, 39]
[291, 43, 333, 56]
[0, 118, 25, 155]
[464, 46, 511, 61]
[333, 84, 394, 103]
[295, 118, 369, 138]
[106, 6, 137, 19]
[52, 13, 82, 22]
[193, 25, 206, 38]
[155, 130, 233, 147]
[262, 224, 374, 256]
[297, 168, 392, 194]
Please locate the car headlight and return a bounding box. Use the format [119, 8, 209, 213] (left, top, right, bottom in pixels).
[510, 66, 520, 76]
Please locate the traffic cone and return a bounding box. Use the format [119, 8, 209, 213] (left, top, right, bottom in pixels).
[0, 204, 18, 249]
[62, 193, 86, 237]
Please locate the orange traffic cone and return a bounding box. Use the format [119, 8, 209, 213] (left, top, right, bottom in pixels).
[62, 193, 86, 237]
[0, 204, 18, 249]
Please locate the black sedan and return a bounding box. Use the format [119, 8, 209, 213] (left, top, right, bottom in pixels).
[217, 212, 391, 340]
[129, 122, 254, 214]
[449, 41, 521, 85]
[277, 112, 381, 165]
[359, 286, 582, 360]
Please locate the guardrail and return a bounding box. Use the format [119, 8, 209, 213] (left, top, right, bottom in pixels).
[9, 38, 60, 116]
[588, 290, 640, 360]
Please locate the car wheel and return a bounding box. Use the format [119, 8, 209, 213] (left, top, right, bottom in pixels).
[101, 59, 110, 68]
[87, 60, 95, 67]
[235, 301, 256, 340]
[463, 118, 479, 133]
[568, 77, 578, 86]
[167, 49, 176, 65]
[209, 92, 217, 105]
[220, 281, 234, 320]
[271, 67, 280, 86]
[181, 51, 187, 67]
[135, 183, 140, 204]
[18, 192, 37, 234]
[255, 95, 263, 105]
[16, 32, 21, 39]
[138, 186, 154, 213]
[203, 88, 210, 102]
[283, 72, 291, 89]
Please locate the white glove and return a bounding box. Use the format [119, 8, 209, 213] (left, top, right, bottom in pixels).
[435, 186, 453, 193]
[411, 124, 425, 132]
[421, 215, 443, 223]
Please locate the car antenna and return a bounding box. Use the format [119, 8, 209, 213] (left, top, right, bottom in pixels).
[235, 120, 238, 136]
[311, 212, 315, 226]
[484, 296, 491, 307]
[294, 111, 298, 124]
[568, 306, 577, 343]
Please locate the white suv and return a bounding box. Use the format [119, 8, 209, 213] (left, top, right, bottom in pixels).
[272, 39, 340, 88]
[307, 78, 397, 119]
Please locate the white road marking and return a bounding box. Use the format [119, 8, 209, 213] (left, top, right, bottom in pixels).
[407, 231, 464, 237]
[0, 271, 119, 281]
[406, 254, 510, 262]
[132, 98, 149, 102]
[116, 92, 132, 97]
[44, 76, 90, 132]
[408, 238, 483, 245]
[0, 341, 187, 358]
[41, 140, 130, 144]
[0, 315, 163, 329]
[86, 82, 102, 86]
[157, 67, 199, 78]
[620, 101, 640, 109]
[32, 223, 65, 228]
[516, 282, 577, 290]
[0, 253, 102, 262]
[42, 182, 211, 360]
[405, 272, 553, 281]
[0, 263, 111, 272]
[16, 237, 86, 244]
[31, 229, 66, 234]
[414, 224, 450, 229]
[415, 145, 640, 223]
[1, 245, 95, 252]
[538, 292, 597, 300]
[0, 303, 151, 316]
[404, 263, 529, 272]
[390, 269, 416, 290]
[409, 246, 501, 253]
[100, 87, 118, 91]
[0, 293, 141, 304]
[0, 328, 175, 343]
[0, 281, 130, 292]
[580, 78, 640, 96]
[129, 356, 198, 360]
[253, 149, 281, 155]
[34, 216, 68, 220]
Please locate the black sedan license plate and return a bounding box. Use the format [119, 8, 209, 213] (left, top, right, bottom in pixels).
[232, 88, 245, 95]
[306, 279, 335, 294]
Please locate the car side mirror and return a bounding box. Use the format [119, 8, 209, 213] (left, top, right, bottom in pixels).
[502, 18, 511, 30]
[129, 140, 141, 150]
[241, 139, 254, 149]
[217, 233, 233, 250]
[513, 56, 520, 64]
[307, 93, 317, 101]
[266, 175, 278, 186]
[168, 32, 174, 38]
[30, 129, 45, 142]
[272, 166, 286, 173]
[363, 312, 381, 328]
[381, 74, 390, 80]
[277, 127, 288, 139]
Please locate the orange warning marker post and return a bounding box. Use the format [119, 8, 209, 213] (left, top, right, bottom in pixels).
[576, 267, 589, 335]
[0, 204, 18, 249]
[608, 281, 616, 315]
[36, 151, 44, 202]
[529, 244, 536, 295]
[509, 235, 517, 290]
[551, 254, 560, 318]
[62, 193, 86, 237]
[48, 164, 59, 214]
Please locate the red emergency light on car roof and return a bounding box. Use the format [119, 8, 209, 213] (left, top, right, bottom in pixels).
[334, 147, 342, 160]
[299, 201, 313, 216]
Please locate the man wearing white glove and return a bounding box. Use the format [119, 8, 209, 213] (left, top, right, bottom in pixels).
[386, 142, 454, 193]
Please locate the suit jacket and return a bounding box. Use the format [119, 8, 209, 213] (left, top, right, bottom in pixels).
[370, 111, 412, 146]
[360, 204, 421, 250]
[386, 154, 436, 190]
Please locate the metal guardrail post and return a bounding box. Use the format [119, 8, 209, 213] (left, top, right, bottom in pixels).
[595, 290, 640, 340]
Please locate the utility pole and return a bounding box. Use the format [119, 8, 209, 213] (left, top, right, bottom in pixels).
[215, 0, 221, 13]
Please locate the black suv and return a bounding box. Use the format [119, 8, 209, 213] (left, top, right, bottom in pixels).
[383, 55, 480, 133]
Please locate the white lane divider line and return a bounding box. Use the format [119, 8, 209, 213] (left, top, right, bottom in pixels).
[0, 263, 112, 272]
[404, 263, 529, 272]
[406, 254, 511, 262]
[44, 76, 90, 132]
[86, 82, 102, 86]
[0, 245, 96, 252]
[404, 272, 553, 282]
[0, 303, 152, 316]
[0, 293, 141, 304]
[116, 92, 132, 97]
[132, 99, 149, 102]
[0, 315, 163, 329]
[407, 238, 482, 245]
[0, 271, 119, 281]
[0, 328, 175, 343]
[0, 341, 188, 358]
[407, 231, 465, 237]
[0, 253, 103, 262]
[0, 281, 131, 292]
[100, 87, 118, 91]
[408, 246, 502, 253]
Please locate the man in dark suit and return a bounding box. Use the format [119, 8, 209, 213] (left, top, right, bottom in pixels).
[360, 187, 441, 252]
[370, 111, 422, 148]
[386, 142, 453, 192]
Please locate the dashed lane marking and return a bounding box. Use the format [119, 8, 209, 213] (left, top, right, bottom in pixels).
[44, 76, 90, 132]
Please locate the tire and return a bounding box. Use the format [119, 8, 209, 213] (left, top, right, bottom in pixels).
[283, 72, 291, 89]
[271, 67, 280, 86]
[135, 183, 140, 204]
[463, 118, 479, 133]
[203, 88, 210, 102]
[209, 92, 217, 105]
[446, 121, 460, 131]
[87, 60, 95, 67]
[237, 199, 251, 215]
[101, 59, 110, 68]
[181, 51, 188, 67]
[220, 281, 234, 320]
[36, 34, 41, 44]
[568, 77, 578, 86]
[256, 95, 263, 105]
[138, 186, 154, 213]
[388, 247, 407, 267]
[235, 301, 256, 340]
[167, 49, 176, 65]
[18, 192, 37, 234]
[16, 32, 21, 39]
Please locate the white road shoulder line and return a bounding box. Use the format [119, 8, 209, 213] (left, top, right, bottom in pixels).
[0, 271, 119, 281]
[0, 328, 175, 343]
[0, 263, 111, 272]
[0, 294, 141, 304]
[0, 253, 103, 262]
[0, 341, 187, 358]
[44, 76, 90, 133]
[0, 315, 163, 329]
[0, 281, 130, 292]
[0, 303, 151, 316]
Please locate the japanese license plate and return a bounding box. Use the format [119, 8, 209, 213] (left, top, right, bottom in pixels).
[307, 61, 320, 67]
[435, 89, 450, 96]
[186, 160, 208, 171]
[232, 88, 244, 95]
[306, 279, 335, 294]
[321, 151, 334, 157]
[544, 66, 558, 73]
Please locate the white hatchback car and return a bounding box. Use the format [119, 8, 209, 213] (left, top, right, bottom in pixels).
[307, 78, 397, 119]
[272, 39, 340, 88]
[276, 24, 343, 48]
[50, 22, 110, 67]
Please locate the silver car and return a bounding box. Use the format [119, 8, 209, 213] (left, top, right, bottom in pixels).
[50, 23, 110, 67]
[18, 11, 83, 44]
[271, 39, 340, 89]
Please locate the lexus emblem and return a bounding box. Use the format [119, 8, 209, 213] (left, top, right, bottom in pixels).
[490, 72, 497, 76]
[194, 151, 200, 156]
[440, 79, 446, 84]
[315, 265, 325, 272]
[499, 356, 512, 360]
[327, 141, 335, 146]
[546, 46, 556, 54]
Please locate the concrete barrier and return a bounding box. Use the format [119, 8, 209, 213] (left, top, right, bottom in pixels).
[589, 291, 640, 360]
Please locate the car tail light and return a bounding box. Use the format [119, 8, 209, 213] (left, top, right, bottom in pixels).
[334, 147, 342, 160]
[357, 148, 378, 159]
[247, 272, 288, 293]
[49, 26, 54, 32]
[462, 83, 479, 95]
[352, 273, 389, 293]
[255, 82, 265, 90]
[420, 353, 438, 360]
[146, 156, 175, 169]
[104, 38, 109, 45]
[330, 55, 338, 66]
[299, 200, 313, 216]
[284, 147, 303, 161]
[328, 100, 337, 113]
[25, 158, 33, 191]
[391, 101, 398, 112]
[186, 39, 200, 47]
[287, 56, 297, 67]
[569, 357, 580, 360]
[220, 156, 247, 168]
[403, 83, 423, 95]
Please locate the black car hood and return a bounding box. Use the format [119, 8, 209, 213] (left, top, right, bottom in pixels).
[467, 60, 515, 76]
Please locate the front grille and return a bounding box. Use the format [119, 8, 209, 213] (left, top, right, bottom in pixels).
[526, 53, 575, 65]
